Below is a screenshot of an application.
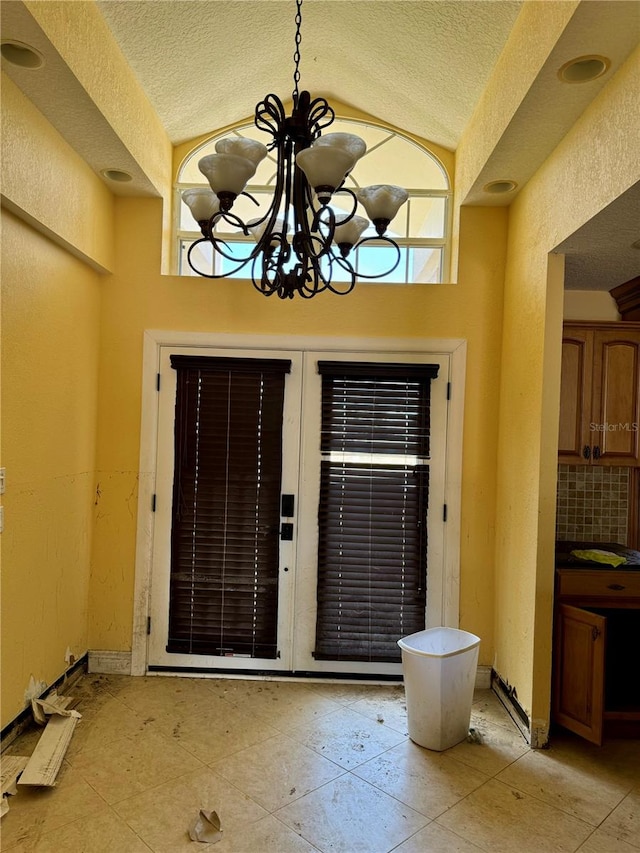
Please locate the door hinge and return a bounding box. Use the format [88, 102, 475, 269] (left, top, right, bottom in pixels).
[443, 504, 448, 522]
[447, 381, 451, 400]
[156, 373, 161, 391]
[151, 494, 156, 512]
[147, 616, 151, 635]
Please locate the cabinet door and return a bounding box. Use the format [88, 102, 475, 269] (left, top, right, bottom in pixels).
[553, 603, 606, 745]
[590, 330, 640, 465]
[558, 330, 593, 463]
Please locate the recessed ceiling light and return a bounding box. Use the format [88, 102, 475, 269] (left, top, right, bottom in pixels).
[1, 40, 44, 69]
[483, 180, 518, 194]
[101, 168, 133, 183]
[558, 55, 610, 83]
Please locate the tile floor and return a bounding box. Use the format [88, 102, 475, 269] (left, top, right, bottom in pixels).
[1, 673, 639, 853]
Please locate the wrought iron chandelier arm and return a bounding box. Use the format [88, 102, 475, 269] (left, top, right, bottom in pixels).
[187, 236, 256, 280]
[347, 234, 403, 280]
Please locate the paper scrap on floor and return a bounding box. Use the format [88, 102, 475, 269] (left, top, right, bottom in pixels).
[188, 809, 223, 843]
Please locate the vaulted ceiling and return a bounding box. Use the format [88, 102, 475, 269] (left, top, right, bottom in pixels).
[2, 0, 639, 290]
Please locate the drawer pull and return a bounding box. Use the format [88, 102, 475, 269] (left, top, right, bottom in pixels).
[607, 583, 625, 591]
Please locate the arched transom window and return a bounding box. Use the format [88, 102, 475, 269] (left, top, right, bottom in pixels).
[175, 118, 451, 284]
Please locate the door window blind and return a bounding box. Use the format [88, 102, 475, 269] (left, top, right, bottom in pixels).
[314, 361, 439, 662]
[168, 355, 290, 658]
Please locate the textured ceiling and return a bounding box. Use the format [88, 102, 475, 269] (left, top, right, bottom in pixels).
[95, 0, 523, 150]
[2, 0, 639, 291]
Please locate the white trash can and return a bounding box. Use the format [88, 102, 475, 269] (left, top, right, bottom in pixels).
[398, 627, 480, 751]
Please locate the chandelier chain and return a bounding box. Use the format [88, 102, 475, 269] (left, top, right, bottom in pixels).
[292, 0, 303, 102]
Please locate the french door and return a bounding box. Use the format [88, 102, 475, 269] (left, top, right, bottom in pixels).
[147, 345, 449, 676]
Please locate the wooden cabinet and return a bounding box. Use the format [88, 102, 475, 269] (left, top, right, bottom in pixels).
[558, 322, 640, 466]
[553, 567, 640, 745]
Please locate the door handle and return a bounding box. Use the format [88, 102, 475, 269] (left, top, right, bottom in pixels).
[593, 446, 601, 460]
[583, 445, 591, 460]
[280, 523, 294, 540]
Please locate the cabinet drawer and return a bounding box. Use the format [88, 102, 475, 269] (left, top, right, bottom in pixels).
[557, 569, 640, 600]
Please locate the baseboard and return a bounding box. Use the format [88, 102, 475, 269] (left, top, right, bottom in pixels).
[491, 671, 531, 744]
[89, 653, 490, 686]
[475, 665, 492, 690]
[88, 650, 132, 675]
[0, 653, 88, 752]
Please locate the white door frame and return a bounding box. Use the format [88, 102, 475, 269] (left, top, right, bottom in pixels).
[131, 331, 466, 676]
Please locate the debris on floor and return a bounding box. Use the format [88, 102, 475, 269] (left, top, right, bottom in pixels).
[188, 809, 223, 843]
[466, 727, 483, 744]
[1, 755, 29, 817]
[31, 690, 78, 726]
[18, 712, 81, 787]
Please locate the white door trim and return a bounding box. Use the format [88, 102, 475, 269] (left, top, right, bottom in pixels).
[131, 331, 466, 675]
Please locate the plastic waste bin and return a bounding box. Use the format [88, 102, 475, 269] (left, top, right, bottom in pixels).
[398, 627, 480, 751]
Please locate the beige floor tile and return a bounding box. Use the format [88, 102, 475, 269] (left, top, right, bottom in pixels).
[64, 696, 152, 760]
[353, 740, 489, 819]
[205, 814, 320, 853]
[215, 679, 342, 731]
[67, 728, 203, 804]
[150, 701, 281, 764]
[496, 740, 635, 825]
[598, 789, 640, 848]
[2, 807, 152, 852]
[547, 731, 640, 789]
[306, 681, 392, 705]
[471, 690, 520, 732]
[70, 673, 131, 709]
[393, 821, 486, 852]
[575, 828, 640, 852]
[211, 732, 345, 811]
[446, 716, 530, 777]
[1, 761, 107, 849]
[348, 684, 408, 734]
[5, 674, 638, 853]
[113, 765, 267, 852]
[435, 778, 593, 853]
[112, 675, 226, 723]
[144, 690, 242, 739]
[275, 773, 429, 853]
[287, 706, 406, 770]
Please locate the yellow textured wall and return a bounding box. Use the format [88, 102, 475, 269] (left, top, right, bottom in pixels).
[1, 210, 102, 727]
[23, 0, 171, 201]
[455, 0, 579, 202]
[1, 73, 114, 273]
[489, 44, 640, 739]
[88, 196, 507, 664]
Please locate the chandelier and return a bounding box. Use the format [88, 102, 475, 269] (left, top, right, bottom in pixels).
[182, 0, 408, 299]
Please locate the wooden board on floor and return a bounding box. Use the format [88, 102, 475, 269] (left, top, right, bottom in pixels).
[18, 713, 80, 787]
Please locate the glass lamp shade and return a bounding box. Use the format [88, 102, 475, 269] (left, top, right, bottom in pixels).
[333, 214, 369, 248]
[215, 137, 269, 166]
[182, 188, 220, 223]
[248, 217, 289, 243]
[198, 153, 257, 196]
[356, 185, 408, 230]
[313, 132, 366, 163]
[296, 147, 356, 203]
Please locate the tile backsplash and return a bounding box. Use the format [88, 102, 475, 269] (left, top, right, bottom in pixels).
[556, 465, 630, 544]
